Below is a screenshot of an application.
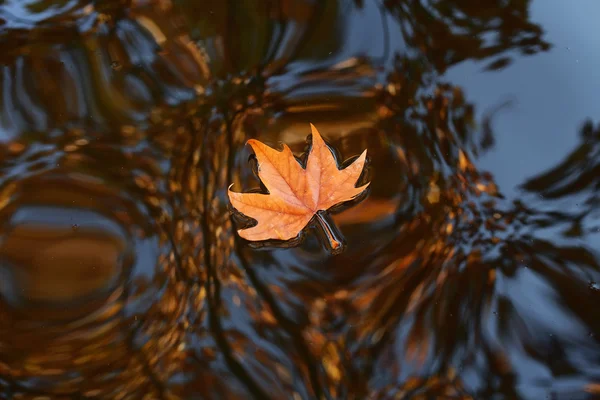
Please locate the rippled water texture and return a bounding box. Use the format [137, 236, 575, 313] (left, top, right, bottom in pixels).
[1, 0, 600, 399]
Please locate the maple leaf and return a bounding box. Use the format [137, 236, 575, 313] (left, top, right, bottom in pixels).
[228, 123, 369, 252]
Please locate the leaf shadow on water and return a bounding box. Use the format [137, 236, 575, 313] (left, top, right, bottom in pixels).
[0, 1, 599, 400]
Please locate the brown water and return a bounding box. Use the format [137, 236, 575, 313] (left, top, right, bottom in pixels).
[1, 0, 600, 399]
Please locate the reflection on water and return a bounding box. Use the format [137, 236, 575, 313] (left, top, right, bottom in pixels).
[0, 0, 599, 399]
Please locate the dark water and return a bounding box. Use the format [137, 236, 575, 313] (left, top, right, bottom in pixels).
[1, 0, 600, 399]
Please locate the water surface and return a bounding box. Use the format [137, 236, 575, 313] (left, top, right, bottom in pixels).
[1, 0, 600, 399]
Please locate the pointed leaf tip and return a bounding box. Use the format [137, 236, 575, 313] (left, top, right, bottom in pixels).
[355, 149, 368, 162]
[309, 123, 321, 139]
[309, 123, 327, 151]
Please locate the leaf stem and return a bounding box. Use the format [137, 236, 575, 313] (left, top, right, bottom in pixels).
[315, 211, 346, 255]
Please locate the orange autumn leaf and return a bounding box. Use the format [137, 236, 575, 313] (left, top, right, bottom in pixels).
[228, 123, 369, 248]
